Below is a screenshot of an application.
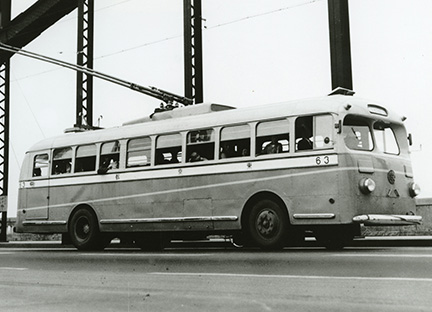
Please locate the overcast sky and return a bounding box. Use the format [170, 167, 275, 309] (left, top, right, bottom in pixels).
[7, 0, 432, 216]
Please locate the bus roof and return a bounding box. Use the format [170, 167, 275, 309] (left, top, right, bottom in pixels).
[26, 95, 406, 153]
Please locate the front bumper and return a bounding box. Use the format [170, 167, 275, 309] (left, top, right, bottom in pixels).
[353, 214, 422, 226]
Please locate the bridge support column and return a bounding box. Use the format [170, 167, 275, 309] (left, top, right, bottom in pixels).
[0, 0, 11, 242]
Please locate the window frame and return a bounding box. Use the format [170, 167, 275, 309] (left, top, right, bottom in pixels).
[220, 124, 251, 160]
[75, 144, 97, 173]
[51, 147, 73, 175]
[155, 133, 182, 165]
[256, 119, 290, 156]
[126, 137, 152, 168]
[32, 153, 49, 178]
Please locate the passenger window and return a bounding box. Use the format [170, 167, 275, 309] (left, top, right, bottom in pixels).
[374, 122, 399, 155]
[33, 154, 49, 177]
[256, 120, 289, 155]
[295, 116, 313, 151]
[127, 137, 151, 167]
[101, 141, 120, 170]
[295, 115, 334, 151]
[75, 144, 96, 172]
[220, 125, 250, 159]
[343, 116, 373, 151]
[187, 129, 214, 162]
[156, 134, 182, 165]
[52, 147, 72, 175]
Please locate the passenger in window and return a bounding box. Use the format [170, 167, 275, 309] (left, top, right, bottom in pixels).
[298, 136, 313, 150]
[263, 136, 283, 154]
[297, 123, 313, 150]
[33, 168, 41, 177]
[220, 145, 230, 159]
[188, 151, 207, 162]
[110, 158, 119, 169]
[241, 148, 249, 156]
[198, 131, 208, 142]
[53, 161, 71, 175]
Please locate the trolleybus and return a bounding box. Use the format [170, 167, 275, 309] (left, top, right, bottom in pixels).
[16, 92, 422, 250]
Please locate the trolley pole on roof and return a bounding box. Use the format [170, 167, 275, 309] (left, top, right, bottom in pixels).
[0, 0, 11, 242]
[328, 0, 353, 91]
[183, 0, 204, 104]
[76, 0, 94, 128]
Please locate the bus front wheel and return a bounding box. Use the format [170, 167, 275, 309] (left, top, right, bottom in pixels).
[246, 199, 289, 250]
[69, 208, 107, 251]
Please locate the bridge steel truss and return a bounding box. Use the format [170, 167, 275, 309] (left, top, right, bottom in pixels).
[76, 0, 95, 128]
[183, 0, 204, 104]
[0, 0, 11, 242]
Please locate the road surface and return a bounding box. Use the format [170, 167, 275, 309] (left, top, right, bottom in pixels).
[0, 244, 431, 311]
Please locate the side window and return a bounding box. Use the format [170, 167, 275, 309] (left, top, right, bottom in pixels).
[52, 147, 72, 175]
[187, 129, 215, 162]
[374, 122, 399, 155]
[256, 120, 289, 155]
[295, 115, 334, 151]
[314, 115, 334, 149]
[156, 134, 182, 165]
[127, 137, 151, 167]
[220, 125, 250, 159]
[343, 116, 373, 151]
[33, 154, 49, 177]
[75, 144, 96, 172]
[101, 141, 120, 170]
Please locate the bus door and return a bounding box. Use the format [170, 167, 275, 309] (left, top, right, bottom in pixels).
[24, 153, 50, 220]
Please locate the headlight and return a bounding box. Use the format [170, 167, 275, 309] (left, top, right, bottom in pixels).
[359, 178, 376, 194]
[408, 182, 421, 198]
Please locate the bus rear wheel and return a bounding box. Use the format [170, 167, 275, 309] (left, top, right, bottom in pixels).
[69, 208, 108, 251]
[246, 199, 289, 250]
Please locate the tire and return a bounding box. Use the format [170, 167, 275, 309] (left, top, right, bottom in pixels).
[246, 199, 289, 250]
[69, 208, 106, 251]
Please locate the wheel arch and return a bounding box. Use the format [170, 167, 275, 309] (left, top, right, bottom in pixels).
[240, 191, 290, 230]
[67, 203, 100, 231]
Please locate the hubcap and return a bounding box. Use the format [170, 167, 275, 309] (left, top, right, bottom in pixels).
[76, 217, 91, 240]
[256, 210, 279, 237]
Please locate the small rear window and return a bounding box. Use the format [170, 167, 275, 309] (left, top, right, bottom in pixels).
[368, 104, 388, 117]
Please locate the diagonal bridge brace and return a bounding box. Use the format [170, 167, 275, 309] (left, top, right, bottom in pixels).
[0, 0, 78, 64]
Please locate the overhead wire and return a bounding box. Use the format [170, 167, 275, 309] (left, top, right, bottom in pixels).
[10, 0, 323, 81]
[10, 71, 46, 139]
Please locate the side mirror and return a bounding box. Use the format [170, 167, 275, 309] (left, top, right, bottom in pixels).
[407, 133, 413, 146]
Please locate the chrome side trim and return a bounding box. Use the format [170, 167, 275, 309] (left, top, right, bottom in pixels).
[293, 213, 335, 219]
[23, 220, 67, 226]
[353, 214, 422, 226]
[100, 216, 238, 225]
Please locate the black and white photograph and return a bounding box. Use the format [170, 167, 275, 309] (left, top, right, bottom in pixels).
[1, 0, 432, 311]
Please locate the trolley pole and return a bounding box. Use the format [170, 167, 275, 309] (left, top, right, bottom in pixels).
[0, 0, 11, 242]
[328, 0, 353, 91]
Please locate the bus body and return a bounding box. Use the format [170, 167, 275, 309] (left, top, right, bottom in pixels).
[16, 94, 421, 250]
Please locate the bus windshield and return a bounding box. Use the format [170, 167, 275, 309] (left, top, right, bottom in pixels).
[343, 115, 400, 154]
[343, 116, 373, 151]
